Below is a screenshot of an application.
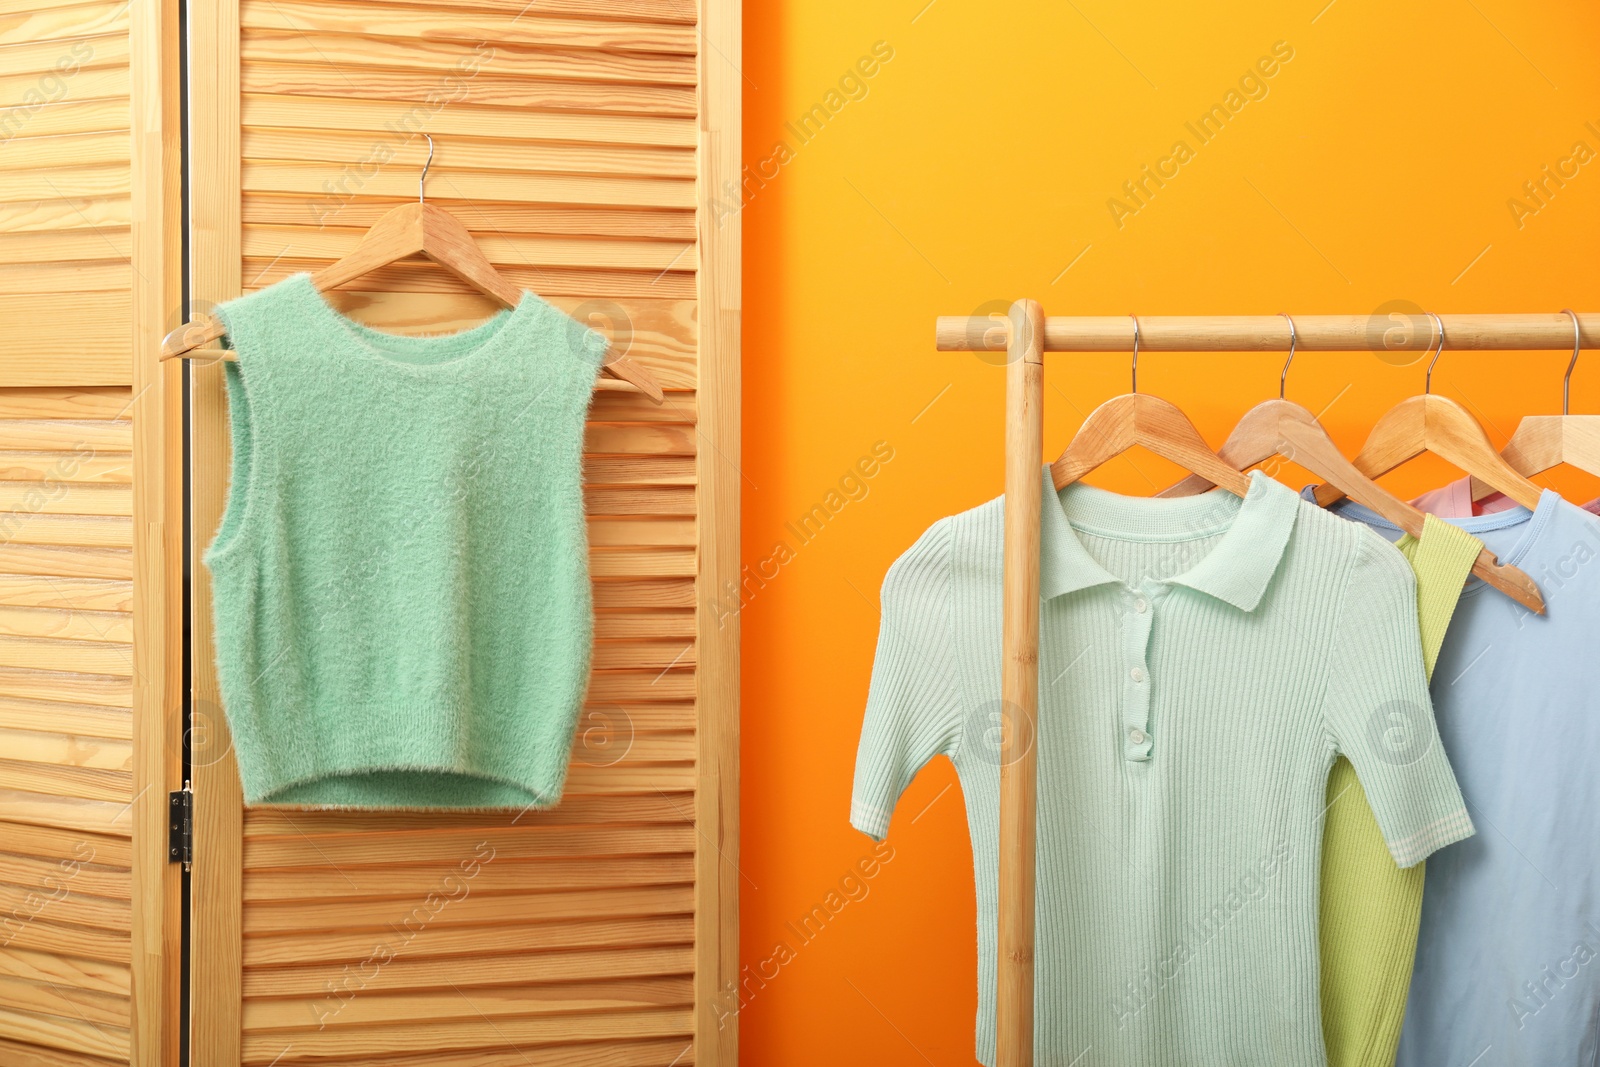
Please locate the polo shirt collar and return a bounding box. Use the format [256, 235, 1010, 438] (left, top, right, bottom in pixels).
[1037, 467, 1299, 611]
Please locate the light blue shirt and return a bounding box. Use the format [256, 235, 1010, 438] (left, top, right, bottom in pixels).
[1312, 488, 1600, 1067]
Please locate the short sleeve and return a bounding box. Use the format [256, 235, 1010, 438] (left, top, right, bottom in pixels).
[1322, 531, 1474, 868]
[850, 519, 963, 841]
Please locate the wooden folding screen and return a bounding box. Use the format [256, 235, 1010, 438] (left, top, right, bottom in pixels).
[187, 2, 739, 1065]
[0, 0, 182, 1065]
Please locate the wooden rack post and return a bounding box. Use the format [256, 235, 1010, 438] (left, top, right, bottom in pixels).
[934, 306, 1593, 1067]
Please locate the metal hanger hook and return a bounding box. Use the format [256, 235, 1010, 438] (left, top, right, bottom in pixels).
[419, 133, 434, 204]
[1424, 312, 1445, 395]
[1279, 313, 1297, 400]
[1561, 308, 1581, 415]
[1129, 314, 1140, 394]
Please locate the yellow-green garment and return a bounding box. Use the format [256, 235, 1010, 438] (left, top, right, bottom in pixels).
[1320, 514, 1483, 1067]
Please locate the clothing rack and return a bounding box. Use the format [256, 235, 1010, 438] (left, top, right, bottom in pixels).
[933, 303, 1593, 1067]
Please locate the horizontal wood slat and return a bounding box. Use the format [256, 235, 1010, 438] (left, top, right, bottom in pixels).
[242, 914, 697, 968]
[239, 62, 695, 117]
[240, 1006, 692, 1062]
[239, 1, 697, 54]
[0, 944, 128, 998]
[241, 942, 692, 997]
[243, 974, 693, 1031]
[240, 30, 696, 86]
[0, 1005, 127, 1061]
[242, 823, 695, 869]
[241, 884, 695, 936]
[239, 94, 696, 148]
[0, 788, 132, 838]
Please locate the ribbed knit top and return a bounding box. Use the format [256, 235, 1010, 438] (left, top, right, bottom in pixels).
[852, 469, 1475, 1066]
[207, 274, 605, 808]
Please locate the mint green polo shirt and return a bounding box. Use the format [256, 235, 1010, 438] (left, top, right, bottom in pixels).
[851, 470, 1474, 1067]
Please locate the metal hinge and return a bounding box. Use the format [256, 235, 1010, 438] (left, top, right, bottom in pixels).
[168, 781, 193, 871]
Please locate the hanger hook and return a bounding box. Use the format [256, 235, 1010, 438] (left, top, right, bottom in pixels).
[419, 133, 434, 204]
[1424, 312, 1445, 395]
[1129, 314, 1140, 394]
[1279, 312, 1297, 400]
[1562, 308, 1581, 415]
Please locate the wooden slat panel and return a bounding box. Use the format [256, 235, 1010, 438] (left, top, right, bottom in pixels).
[0, 818, 130, 867]
[239, 1, 696, 54]
[0, 450, 133, 483]
[0, 228, 131, 266]
[242, 127, 694, 180]
[0, 67, 129, 116]
[240, 94, 696, 149]
[0, 1005, 127, 1061]
[244, 160, 694, 211]
[0, 788, 132, 838]
[240, 1007, 692, 1062]
[0, 758, 132, 804]
[189, 0, 738, 1061]
[243, 914, 696, 968]
[0, 725, 132, 769]
[0, 913, 130, 966]
[0, 1, 129, 46]
[0, 390, 130, 421]
[0, 297, 130, 363]
[377, 0, 695, 21]
[244, 853, 692, 901]
[0, 606, 132, 642]
[0, 200, 131, 243]
[240, 63, 695, 116]
[0, 576, 132, 612]
[242, 943, 693, 997]
[243, 824, 695, 870]
[243, 884, 694, 936]
[0, 419, 131, 452]
[243, 192, 694, 239]
[0, 666, 127, 706]
[0, 515, 133, 549]
[0, 945, 128, 998]
[588, 517, 695, 547]
[244, 974, 693, 1031]
[0, 696, 131, 739]
[0, 98, 127, 140]
[0, 852, 128, 903]
[0, 544, 133, 580]
[242, 221, 695, 271]
[243, 790, 694, 835]
[0, 973, 128, 1028]
[243, 256, 698, 300]
[0, 130, 129, 172]
[0, 636, 130, 676]
[248, 1038, 697, 1067]
[0, 1035, 124, 1067]
[0, 33, 127, 81]
[240, 31, 696, 86]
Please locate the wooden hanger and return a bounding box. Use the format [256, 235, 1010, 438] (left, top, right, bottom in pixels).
[1051, 316, 1253, 495]
[1162, 316, 1544, 613]
[1312, 312, 1541, 511]
[1468, 309, 1600, 501]
[160, 135, 664, 403]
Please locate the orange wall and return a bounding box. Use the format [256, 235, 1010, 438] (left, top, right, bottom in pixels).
[739, 3, 1600, 1063]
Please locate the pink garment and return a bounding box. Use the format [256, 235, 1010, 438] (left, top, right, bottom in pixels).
[1410, 476, 1600, 517]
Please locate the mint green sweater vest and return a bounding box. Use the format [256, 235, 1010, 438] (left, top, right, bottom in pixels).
[207, 274, 604, 808]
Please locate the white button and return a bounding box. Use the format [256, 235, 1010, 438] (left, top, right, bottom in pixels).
[1133, 597, 1148, 613]
[1129, 727, 1147, 744]
[1130, 667, 1145, 683]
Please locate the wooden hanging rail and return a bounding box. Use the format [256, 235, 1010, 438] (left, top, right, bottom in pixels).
[936, 303, 1588, 1067]
[936, 312, 1596, 352]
